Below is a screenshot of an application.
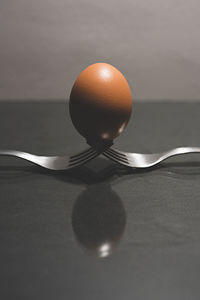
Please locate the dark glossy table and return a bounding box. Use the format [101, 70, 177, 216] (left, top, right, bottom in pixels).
[1, 102, 200, 300]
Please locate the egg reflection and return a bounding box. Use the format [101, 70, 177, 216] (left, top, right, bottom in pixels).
[72, 184, 126, 258]
[99, 242, 112, 258]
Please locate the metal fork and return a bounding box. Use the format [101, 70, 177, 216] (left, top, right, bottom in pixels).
[103, 147, 200, 168]
[1, 146, 200, 170]
[0, 147, 99, 170]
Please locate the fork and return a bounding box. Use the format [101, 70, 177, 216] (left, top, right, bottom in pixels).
[0, 147, 99, 170]
[103, 146, 200, 168]
[1, 146, 200, 170]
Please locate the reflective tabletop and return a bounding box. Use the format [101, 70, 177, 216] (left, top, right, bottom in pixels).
[1, 102, 200, 300]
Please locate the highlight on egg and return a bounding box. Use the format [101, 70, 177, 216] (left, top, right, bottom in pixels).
[69, 63, 133, 149]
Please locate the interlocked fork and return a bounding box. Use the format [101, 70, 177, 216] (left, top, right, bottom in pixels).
[1, 146, 200, 170]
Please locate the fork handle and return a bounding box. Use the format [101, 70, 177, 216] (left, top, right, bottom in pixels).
[162, 146, 200, 158]
[0, 150, 43, 166]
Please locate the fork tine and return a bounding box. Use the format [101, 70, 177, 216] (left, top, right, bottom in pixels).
[105, 149, 129, 163]
[70, 147, 94, 159]
[70, 148, 97, 162]
[108, 148, 126, 158]
[69, 153, 98, 168]
[103, 151, 131, 167]
[69, 151, 99, 168]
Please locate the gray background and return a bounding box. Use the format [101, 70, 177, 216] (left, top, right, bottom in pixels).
[0, 0, 200, 101]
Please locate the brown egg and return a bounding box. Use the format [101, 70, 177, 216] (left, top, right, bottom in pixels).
[69, 63, 132, 149]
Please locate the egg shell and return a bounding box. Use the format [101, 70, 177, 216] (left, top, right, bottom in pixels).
[69, 63, 132, 147]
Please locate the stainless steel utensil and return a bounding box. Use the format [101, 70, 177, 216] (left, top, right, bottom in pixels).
[1, 146, 200, 170]
[0, 147, 99, 170]
[103, 147, 200, 168]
